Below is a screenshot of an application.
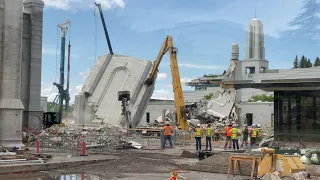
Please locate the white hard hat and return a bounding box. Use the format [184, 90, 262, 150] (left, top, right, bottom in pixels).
[257, 124, 261, 127]
[197, 124, 200, 127]
[232, 124, 236, 127]
[252, 124, 255, 127]
[165, 121, 170, 125]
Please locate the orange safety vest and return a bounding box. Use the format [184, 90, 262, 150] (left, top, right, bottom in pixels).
[163, 126, 173, 136]
[170, 177, 178, 180]
[195, 128, 202, 137]
[251, 128, 257, 137]
[225, 127, 232, 137]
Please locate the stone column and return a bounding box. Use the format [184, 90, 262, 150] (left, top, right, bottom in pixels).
[0, 0, 25, 148]
[23, 0, 44, 131]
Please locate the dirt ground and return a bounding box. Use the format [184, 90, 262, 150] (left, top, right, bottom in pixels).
[0, 149, 247, 180]
[0, 147, 319, 180]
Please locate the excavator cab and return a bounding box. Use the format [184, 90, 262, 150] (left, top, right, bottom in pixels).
[43, 112, 61, 128]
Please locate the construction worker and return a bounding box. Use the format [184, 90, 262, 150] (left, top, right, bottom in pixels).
[250, 124, 258, 147]
[229, 124, 241, 150]
[223, 124, 232, 149]
[162, 121, 173, 148]
[169, 171, 178, 180]
[257, 124, 262, 144]
[240, 125, 249, 147]
[205, 124, 213, 151]
[194, 124, 202, 152]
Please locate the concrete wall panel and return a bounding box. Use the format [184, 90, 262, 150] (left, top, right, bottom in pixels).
[74, 54, 154, 128]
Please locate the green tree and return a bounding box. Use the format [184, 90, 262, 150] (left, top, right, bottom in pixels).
[293, 55, 299, 68]
[47, 102, 74, 117]
[314, 57, 320, 67]
[248, 94, 274, 102]
[299, 55, 308, 68]
[307, 58, 313, 68]
[204, 93, 215, 100]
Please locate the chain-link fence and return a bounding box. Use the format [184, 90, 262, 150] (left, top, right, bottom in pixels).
[37, 134, 121, 156]
[174, 130, 194, 146]
[125, 129, 162, 149]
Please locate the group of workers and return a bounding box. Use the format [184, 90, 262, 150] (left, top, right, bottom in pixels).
[223, 123, 262, 150]
[161, 121, 262, 152]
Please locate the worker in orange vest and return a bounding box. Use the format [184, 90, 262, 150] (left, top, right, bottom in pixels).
[223, 124, 232, 149]
[169, 171, 178, 180]
[162, 121, 173, 148]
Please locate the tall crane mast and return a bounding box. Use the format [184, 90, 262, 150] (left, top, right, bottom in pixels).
[94, 3, 114, 55]
[53, 19, 71, 123]
[145, 36, 188, 130]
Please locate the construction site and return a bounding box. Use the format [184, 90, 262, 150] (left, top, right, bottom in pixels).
[1, 0, 320, 179]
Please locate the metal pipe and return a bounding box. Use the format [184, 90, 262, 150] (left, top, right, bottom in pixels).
[58, 35, 66, 122]
[66, 41, 71, 117]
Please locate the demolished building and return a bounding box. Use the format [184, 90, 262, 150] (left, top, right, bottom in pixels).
[74, 54, 155, 128]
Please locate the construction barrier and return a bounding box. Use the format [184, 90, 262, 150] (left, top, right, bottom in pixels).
[126, 129, 162, 150]
[174, 130, 194, 146]
[35, 134, 120, 156]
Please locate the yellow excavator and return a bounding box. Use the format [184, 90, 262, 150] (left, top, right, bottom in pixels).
[145, 35, 188, 130]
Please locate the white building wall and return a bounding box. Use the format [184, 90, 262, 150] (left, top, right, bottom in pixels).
[139, 103, 175, 126]
[183, 87, 220, 103]
[238, 102, 273, 128]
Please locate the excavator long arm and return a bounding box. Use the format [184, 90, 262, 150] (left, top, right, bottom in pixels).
[145, 36, 188, 130]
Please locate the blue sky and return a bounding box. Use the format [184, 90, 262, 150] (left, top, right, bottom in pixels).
[41, 0, 320, 101]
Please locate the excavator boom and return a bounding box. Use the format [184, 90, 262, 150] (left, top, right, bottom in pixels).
[145, 36, 188, 130]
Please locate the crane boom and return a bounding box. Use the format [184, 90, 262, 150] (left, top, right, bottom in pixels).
[145, 36, 188, 130]
[95, 2, 114, 55]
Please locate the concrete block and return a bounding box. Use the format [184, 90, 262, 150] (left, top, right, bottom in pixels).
[74, 54, 154, 127]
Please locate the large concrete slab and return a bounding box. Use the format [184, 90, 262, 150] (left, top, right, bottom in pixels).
[206, 88, 236, 119]
[74, 54, 154, 128]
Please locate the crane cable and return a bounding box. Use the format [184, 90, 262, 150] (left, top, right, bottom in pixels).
[47, 26, 60, 100]
[94, 6, 98, 63]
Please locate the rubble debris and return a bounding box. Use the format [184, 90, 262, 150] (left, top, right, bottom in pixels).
[24, 124, 145, 151]
[261, 171, 281, 180]
[181, 150, 198, 158]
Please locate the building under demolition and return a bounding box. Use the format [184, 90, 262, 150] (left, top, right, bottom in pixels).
[0, 0, 45, 148]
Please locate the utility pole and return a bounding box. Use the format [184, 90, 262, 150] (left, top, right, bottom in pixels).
[53, 19, 71, 123]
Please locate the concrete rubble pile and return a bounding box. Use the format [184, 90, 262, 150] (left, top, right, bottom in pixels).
[24, 124, 134, 149]
[186, 88, 237, 126]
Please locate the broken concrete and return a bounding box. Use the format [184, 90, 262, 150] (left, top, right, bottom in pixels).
[74, 54, 154, 128]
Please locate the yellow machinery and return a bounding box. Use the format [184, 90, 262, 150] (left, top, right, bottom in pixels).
[145, 35, 188, 130]
[258, 148, 306, 177]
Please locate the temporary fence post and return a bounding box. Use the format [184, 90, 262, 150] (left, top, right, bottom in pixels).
[36, 134, 40, 154]
[80, 135, 88, 156]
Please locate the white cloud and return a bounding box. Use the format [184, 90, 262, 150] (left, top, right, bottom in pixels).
[151, 89, 174, 100]
[43, 0, 125, 10]
[120, 0, 304, 38]
[42, 48, 56, 55]
[79, 70, 90, 80]
[157, 72, 167, 80]
[41, 82, 83, 104]
[179, 63, 221, 70]
[180, 77, 194, 84]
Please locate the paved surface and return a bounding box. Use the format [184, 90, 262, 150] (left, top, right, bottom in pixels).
[0, 171, 249, 180]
